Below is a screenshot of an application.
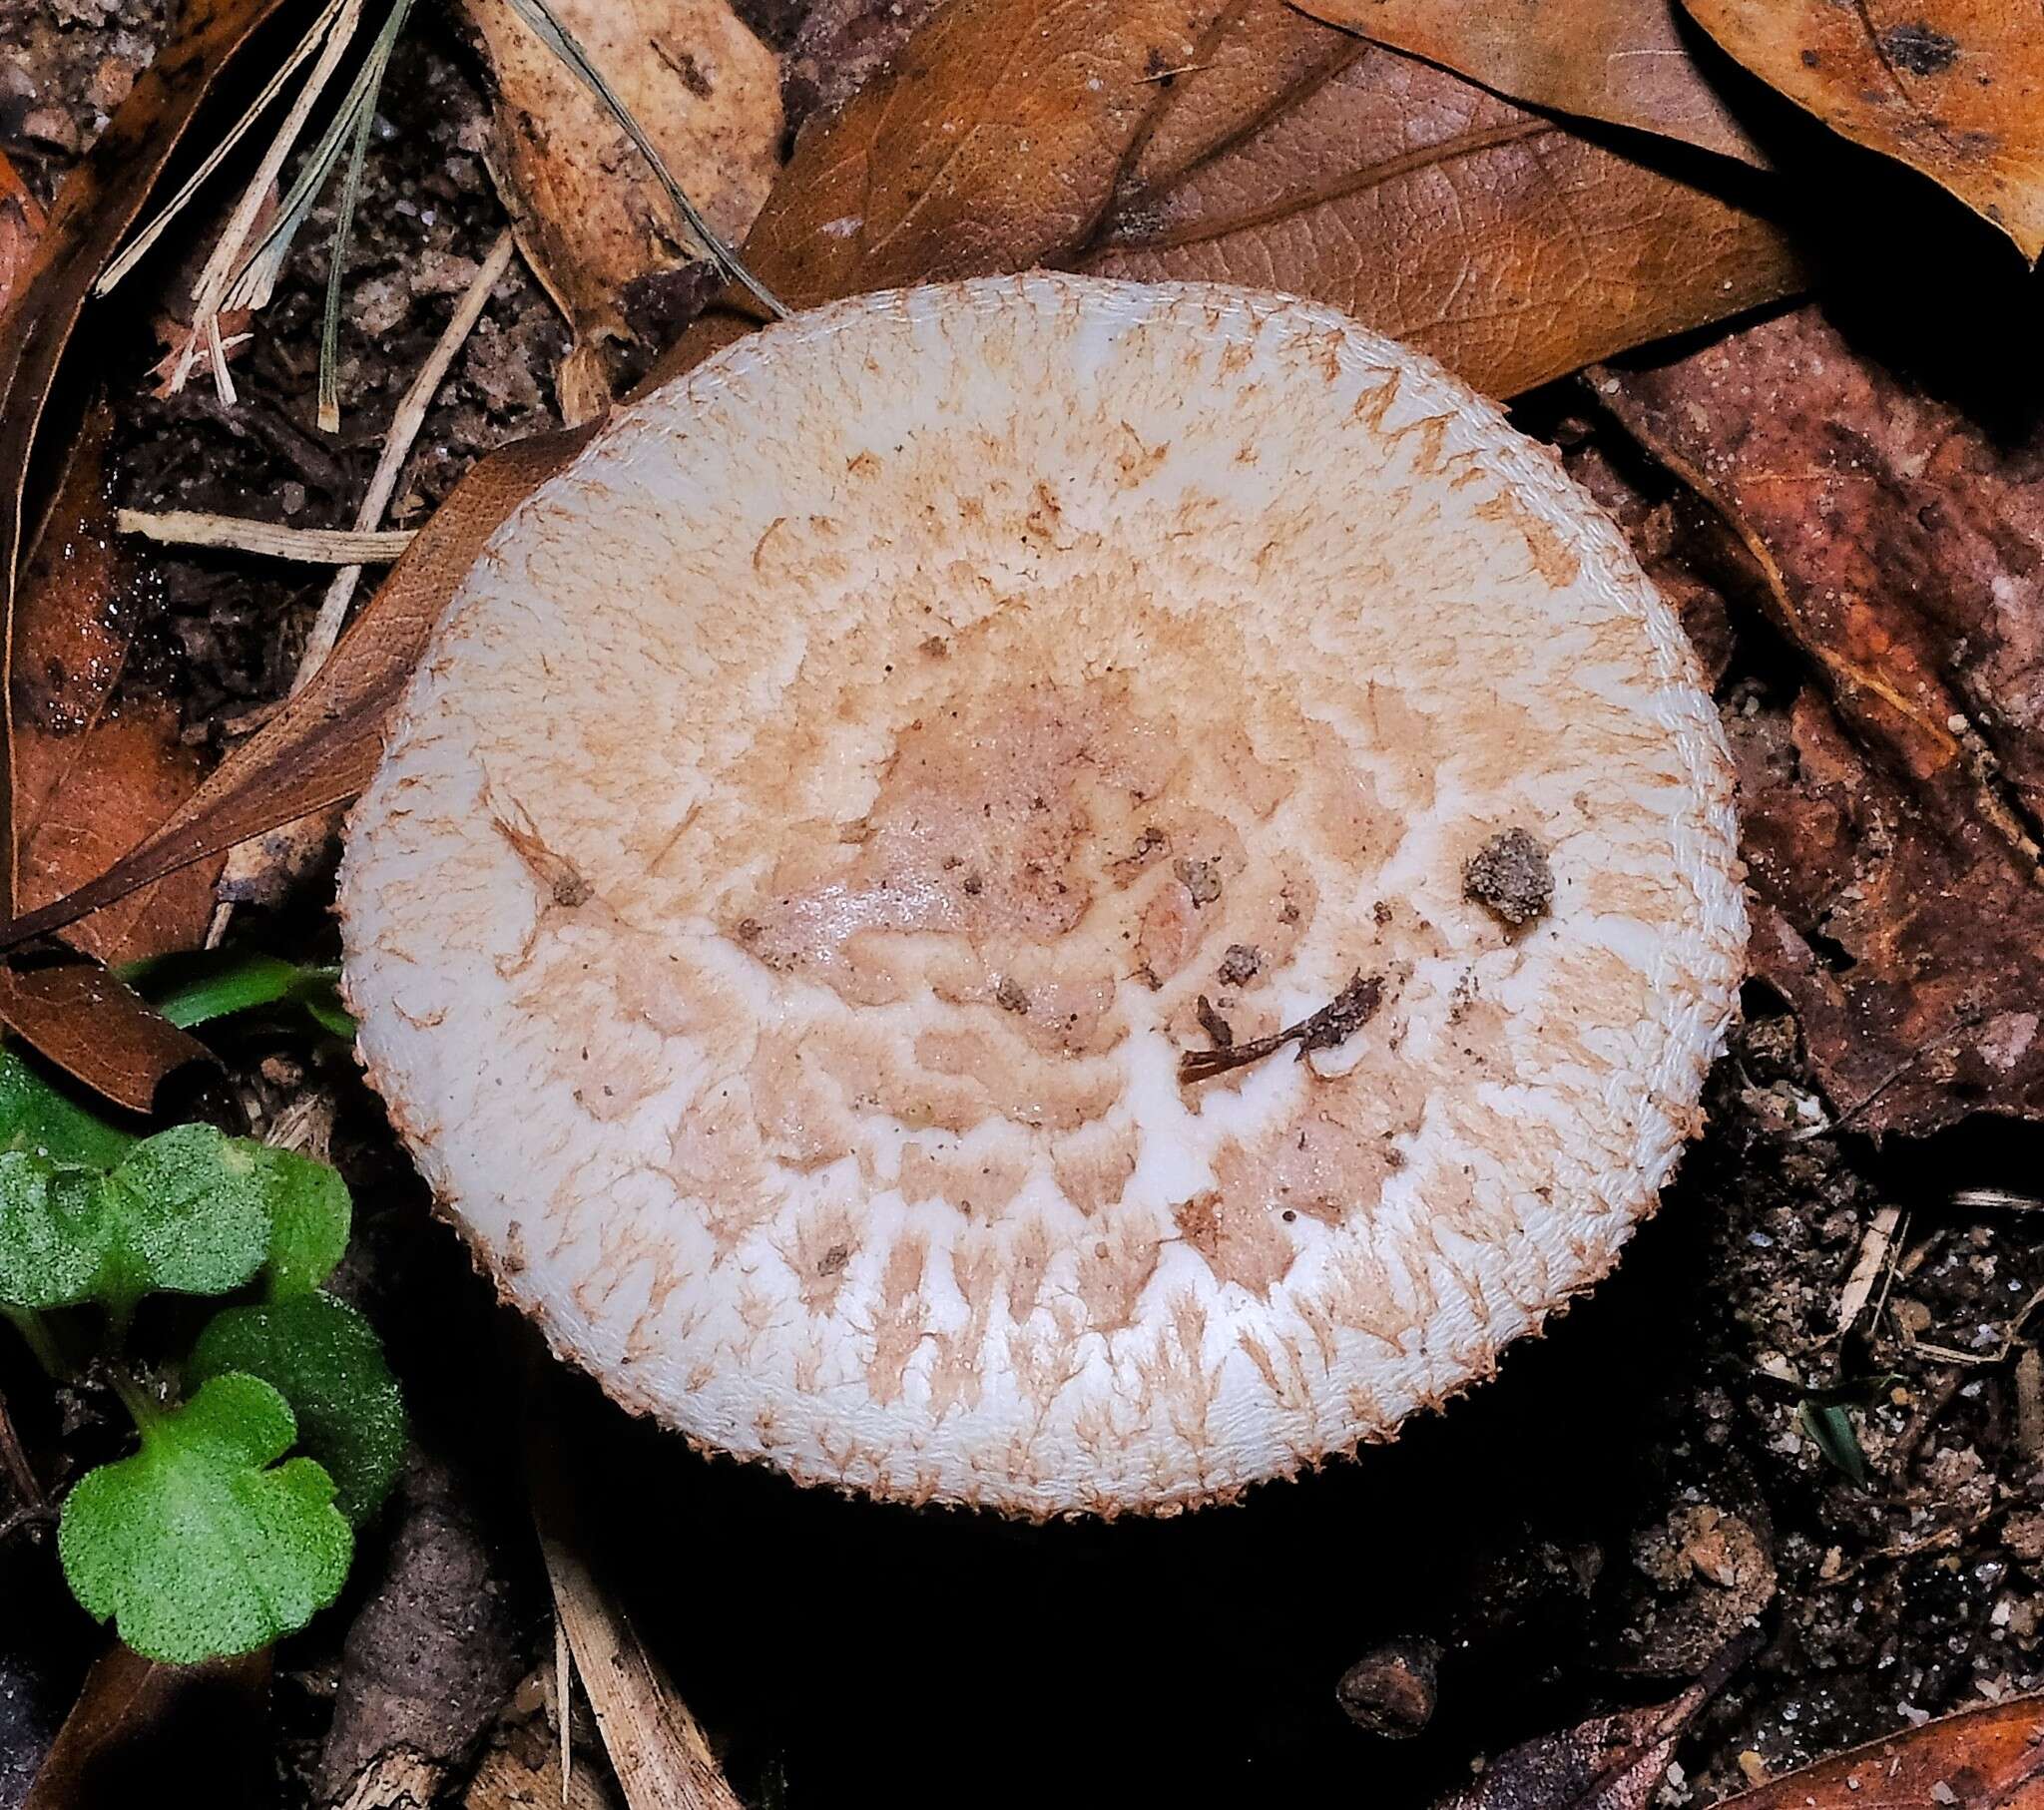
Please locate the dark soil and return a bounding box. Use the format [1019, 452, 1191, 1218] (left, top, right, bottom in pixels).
[6, 4, 2044, 1807]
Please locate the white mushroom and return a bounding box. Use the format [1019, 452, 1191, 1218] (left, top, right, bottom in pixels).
[339, 275, 1745, 1518]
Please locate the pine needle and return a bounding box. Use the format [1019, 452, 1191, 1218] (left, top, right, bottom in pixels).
[95, 0, 355, 298]
[317, 0, 414, 431]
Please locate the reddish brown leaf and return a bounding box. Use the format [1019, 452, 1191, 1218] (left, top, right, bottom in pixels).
[1429, 1676, 1716, 1810]
[13, 408, 221, 968]
[1713, 1696, 2044, 1809]
[24, 1643, 267, 1810]
[0, 956, 207, 1115]
[734, 0, 1241, 304]
[0, 151, 46, 318]
[0, 0, 290, 912]
[1299, 0, 1768, 167]
[1085, 35, 1801, 399]
[1681, 0, 2044, 260]
[1597, 305, 2044, 1132]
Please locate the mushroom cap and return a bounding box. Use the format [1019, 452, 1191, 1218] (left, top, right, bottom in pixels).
[339, 275, 1745, 1518]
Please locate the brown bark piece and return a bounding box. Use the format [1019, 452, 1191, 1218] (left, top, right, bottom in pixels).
[1599, 304, 2044, 1132]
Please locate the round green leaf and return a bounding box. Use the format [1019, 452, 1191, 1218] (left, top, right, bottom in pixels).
[58, 1373, 353, 1663]
[246, 1145, 350, 1298]
[189, 1293, 405, 1525]
[101, 1126, 272, 1314]
[0, 1154, 111, 1309]
[0, 1049, 138, 1170]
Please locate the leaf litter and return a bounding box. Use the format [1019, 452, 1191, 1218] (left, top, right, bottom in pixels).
[9, 0, 2044, 1804]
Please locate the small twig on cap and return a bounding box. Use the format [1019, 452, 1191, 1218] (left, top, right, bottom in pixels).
[115, 510, 415, 564]
[1179, 972, 1382, 1084]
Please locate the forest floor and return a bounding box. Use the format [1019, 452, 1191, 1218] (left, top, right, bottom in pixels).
[3, 3, 2042, 1806]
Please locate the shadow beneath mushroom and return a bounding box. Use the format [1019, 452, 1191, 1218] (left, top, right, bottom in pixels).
[520, 1120, 1743, 1809]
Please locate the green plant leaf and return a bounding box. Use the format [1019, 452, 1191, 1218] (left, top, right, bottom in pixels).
[97, 1126, 274, 1318]
[0, 1048, 138, 1169]
[189, 1293, 403, 1524]
[248, 1144, 349, 1298]
[121, 950, 353, 1038]
[0, 1153, 114, 1308]
[1798, 1399, 1870, 1490]
[58, 1373, 352, 1662]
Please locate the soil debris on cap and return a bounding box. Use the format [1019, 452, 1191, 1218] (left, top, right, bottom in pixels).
[1463, 827, 1554, 927]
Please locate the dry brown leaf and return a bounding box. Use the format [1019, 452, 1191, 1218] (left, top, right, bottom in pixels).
[23, 1643, 268, 1810]
[1681, 0, 2044, 260]
[660, 0, 1801, 399]
[0, 0, 291, 873]
[1299, 0, 1768, 167]
[1428, 1673, 1718, 1810]
[456, 0, 782, 418]
[0, 406, 216, 1108]
[0, 150, 46, 318]
[1085, 32, 1800, 399]
[1597, 304, 2044, 1133]
[1712, 1695, 2044, 1809]
[0, 0, 289, 1092]
[12, 409, 221, 968]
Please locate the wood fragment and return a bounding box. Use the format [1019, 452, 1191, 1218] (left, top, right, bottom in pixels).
[2017, 1349, 2044, 1459]
[115, 510, 414, 563]
[1836, 1204, 1901, 1335]
[527, 1393, 739, 1810]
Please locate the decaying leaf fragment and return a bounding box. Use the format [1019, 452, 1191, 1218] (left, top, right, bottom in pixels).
[457, 0, 782, 418]
[1428, 1671, 1719, 1810]
[1681, 0, 2044, 260]
[1598, 305, 2044, 1133]
[1713, 1695, 2044, 1809]
[1299, 0, 1768, 167]
[12, 410, 221, 969]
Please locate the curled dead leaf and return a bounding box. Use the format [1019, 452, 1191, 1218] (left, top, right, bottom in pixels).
[1597, 305, 2044, 1132]
[1298, 0, 1769, 168]
[1680, 0, 2044, 260]
[456, 0, 782, 418]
